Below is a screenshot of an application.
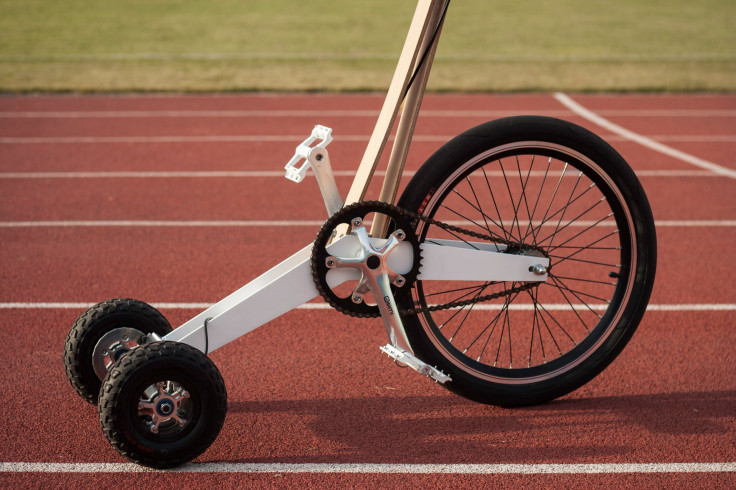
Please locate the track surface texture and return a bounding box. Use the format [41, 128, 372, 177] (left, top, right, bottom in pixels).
[1, 93, 735, 488]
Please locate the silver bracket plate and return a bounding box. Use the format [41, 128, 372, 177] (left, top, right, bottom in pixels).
[380, 344, 452, 384]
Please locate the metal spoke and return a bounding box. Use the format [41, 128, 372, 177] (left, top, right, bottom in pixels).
[536, 196, 606, 248]
[547, 276, 594, 334]
[548, 254, 620, 269]
[544, 170, 583, 251]
[531, 180, 597, 242]
[546, 274, 613, 304]
[535, 301, 565, 357]
[499, 159, 525, 243]
[521, 155, 548, 245]
[536, 300, 577, 347]
[494, 302, 510, 367]
[448, 287, 489, 341]
[551, 274, 617, 287]
[548, 228, 621, 270]
[447, 187, 510, 242]
[431, 284, 490, 330]
[517, 155, 540, 247]
[548, 274, 604, 320]
[423, 282, 491, 299]
[545, 216, 618, 256]
[435, 206, 483, 250]
[474, 299, 511, 361]
[533, 162, 569, 241]
[464, 176, 494, 236]
[481, 166, 510, 242]
[527, 288, 546, 365]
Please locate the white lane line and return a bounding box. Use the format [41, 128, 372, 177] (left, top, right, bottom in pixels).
[0, 169, 721, 179]
[0, 220, 323, 227]
[1, 134, 735, 144]
[1, 109, 735, 118]
[0, 135, 370, 144]
[0, 170, 380, 179]
[1, 302, 734, 312]
[649, 135, 736, 142]
[1, 220, 735, 228]
[554, 93, 736, 180]
[1, 461, 734, 474]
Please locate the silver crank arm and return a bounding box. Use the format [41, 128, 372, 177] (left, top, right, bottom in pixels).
[327, 218, 451, 384]
[371, 273, 451, 384]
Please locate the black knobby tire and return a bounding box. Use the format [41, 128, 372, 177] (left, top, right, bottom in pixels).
[396, 116, 657, 407]
[64, 298, 172, 404]
[98, 341, 227, 469]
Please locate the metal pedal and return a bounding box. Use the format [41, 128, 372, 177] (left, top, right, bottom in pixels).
[380, 344, 452, 384]
[284, 125, 342, 216]
[284, 125, 333, 183]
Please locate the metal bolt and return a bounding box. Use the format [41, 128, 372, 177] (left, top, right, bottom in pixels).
[352, 217, 362, 228]
[530, 264, 547, 276]
[352, 294, 363, 304]
[394, 276, 405, 287]
[396, 230, 405, 240]
[326, 257, 336, 268]
[315, 153, 324, 162]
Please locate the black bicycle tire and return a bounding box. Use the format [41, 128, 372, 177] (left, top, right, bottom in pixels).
[396, 116, 657, 407]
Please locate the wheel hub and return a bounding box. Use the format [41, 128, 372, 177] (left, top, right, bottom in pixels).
[92, 327, 146, 380]
[156, 399, 175, 416]
[138, 381, 191, 435]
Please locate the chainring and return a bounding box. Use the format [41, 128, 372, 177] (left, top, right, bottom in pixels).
[311, 201, 422, 318]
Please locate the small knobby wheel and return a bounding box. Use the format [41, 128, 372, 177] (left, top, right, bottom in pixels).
[98, 341, 227, 469]
[64, 298, 172, 404]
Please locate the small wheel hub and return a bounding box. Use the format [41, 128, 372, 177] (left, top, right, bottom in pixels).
[92, 327, 146, 380]
[138, 381, 191, 435]
[156, 399, 175, 416]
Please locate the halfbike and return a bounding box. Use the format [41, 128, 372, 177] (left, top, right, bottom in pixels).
[63, 0, 657, 468]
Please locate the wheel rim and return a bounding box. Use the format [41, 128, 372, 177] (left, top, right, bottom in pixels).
[127, 376, 200, 441]
[92, 327, 146, 381]
[136, 380, 193, 436]
[411, 142, 637, 383]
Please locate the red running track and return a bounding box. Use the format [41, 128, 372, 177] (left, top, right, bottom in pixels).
[1, 93, 735, 488]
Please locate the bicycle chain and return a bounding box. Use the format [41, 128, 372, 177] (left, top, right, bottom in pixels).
[311, 200, 550, 318]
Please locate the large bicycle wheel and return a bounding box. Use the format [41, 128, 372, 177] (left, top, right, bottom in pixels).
[396, 116, 656, 407]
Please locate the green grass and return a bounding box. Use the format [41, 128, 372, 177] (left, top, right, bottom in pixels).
[1, 0, 734, 92]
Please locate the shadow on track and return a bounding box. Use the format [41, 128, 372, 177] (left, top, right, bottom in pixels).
[223, 389, 734, 463]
